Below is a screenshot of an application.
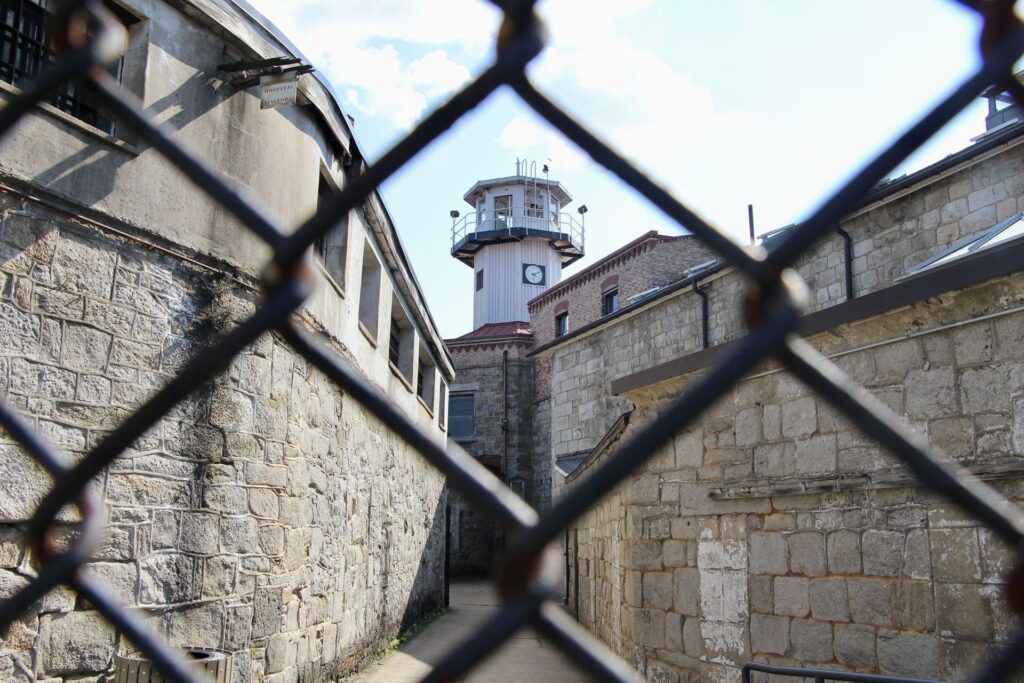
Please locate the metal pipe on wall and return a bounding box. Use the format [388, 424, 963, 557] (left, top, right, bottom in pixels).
[693, 281, 710, 349]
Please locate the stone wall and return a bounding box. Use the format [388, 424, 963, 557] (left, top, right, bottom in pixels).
[546, 135, 1024, 463]
[566, 271, 1024, 681]
[548, 132, 1024, 681]
[0, 192, 447, 681]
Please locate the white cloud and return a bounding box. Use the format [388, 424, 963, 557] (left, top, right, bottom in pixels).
[245, 0, 494, 130]
[497, 114, 586, 173]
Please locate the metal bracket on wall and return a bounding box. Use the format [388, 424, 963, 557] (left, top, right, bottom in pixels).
[217, 56, 315, 88]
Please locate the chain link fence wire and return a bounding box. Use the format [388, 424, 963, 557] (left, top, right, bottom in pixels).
[1, 0, 1023, 681]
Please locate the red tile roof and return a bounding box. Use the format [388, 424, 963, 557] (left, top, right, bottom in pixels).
[448, 321, 533, 341]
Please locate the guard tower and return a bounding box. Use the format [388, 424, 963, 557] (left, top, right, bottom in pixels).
[450, 162, 586, 329]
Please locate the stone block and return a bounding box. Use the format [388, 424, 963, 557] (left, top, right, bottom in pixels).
[774, 576, 809, 617]
[762, 404, 781, 440]
[633, 608, 665, 648]
[810, 577, 849, 622]
[39, 611, 115, 675]
[894, 580, 934, 631]
[827, 529, 861, 574]
[935, 583, 992, 639]
[166, 601, 224, 649]
[750, 614, 789, 655]
[905, 367, 957, 418]
[697, 540, 745, 570]
[903, 528, 930, 579]
[627, 540, 662, 570]
[791, 619, 832, 662]
[877, 630, 939, 679]
[862, 529, 904, 576]
[794, 435, 837, 476]
[749, 533, 787, 575]
[931, 527, 981, 582]
[62, 324, 111, 372]
[848, 578, 892, 626]
[781, 397, 817, 438]
[682, 617, 703, 658]
[674, 568, 699, 616]
[749, 575, 773, 614]
[88, 562, 138, 605]
[140, 553, 194, 605]
[643, 572, 673, 610]
[663, 540, 690, 567]
[0, 446, 50, 523]
[252, 586, 284, 639]
[249, 488, 280, 519]
[202, 556, 236, 598]
[665, 612, 683, 652]
[179, 512, 218, 555]
[788, 532, 826, 576]
[834, 623, 876, 668]
[734, 406, 761, 446]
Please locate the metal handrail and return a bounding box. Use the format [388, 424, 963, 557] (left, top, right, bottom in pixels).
[742, 662, 942, 683]
[451, 204, 585, 252]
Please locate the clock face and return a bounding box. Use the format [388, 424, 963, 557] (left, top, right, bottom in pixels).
[523, 263, 546, 285]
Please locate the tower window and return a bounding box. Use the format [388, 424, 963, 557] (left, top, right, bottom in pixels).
[555, 311, 568, 338]
[494, 194, 512, 224]
[475, 269, 484, 291]
[602, 288, 620, 316]
[449, 394, 474, 439]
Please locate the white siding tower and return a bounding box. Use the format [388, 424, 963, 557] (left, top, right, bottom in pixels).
[451, 166, 586, 329]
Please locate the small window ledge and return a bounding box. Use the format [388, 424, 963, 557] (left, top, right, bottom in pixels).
[417, 394, 434, 416]
[389, 361, 413, 393]
[314, 259, 345, 298]
[358, 320, 377, 348]
[0, 81, 141, 156]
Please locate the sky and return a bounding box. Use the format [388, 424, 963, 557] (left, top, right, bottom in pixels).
[245, 0, 991, 338]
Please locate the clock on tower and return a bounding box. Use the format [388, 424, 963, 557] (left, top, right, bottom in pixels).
[523, 264, 546, 285]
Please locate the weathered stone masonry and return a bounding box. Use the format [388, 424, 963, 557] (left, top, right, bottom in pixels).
[546, 129, 1024, 681]
[0, 192, 446, 682]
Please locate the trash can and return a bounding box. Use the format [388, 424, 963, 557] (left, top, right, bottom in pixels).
[113, 648, 231, 682]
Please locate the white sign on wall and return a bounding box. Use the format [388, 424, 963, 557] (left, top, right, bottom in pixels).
[260, 72, 298, 110]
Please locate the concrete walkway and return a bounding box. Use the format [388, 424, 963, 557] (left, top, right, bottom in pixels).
[353, 581, 589, 682]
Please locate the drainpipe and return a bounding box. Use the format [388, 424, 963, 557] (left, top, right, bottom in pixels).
[563, 528, 570, 606]
[837, 226, 854, 301]
[693, 280, 710, 349]
[501, 349, 509, 481]
[748, 203, 756, 245]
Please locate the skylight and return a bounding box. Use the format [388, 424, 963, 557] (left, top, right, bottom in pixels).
[905, 213, 1024, 278]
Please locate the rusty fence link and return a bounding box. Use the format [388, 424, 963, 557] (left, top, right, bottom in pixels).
[2, 0, 1024, 681]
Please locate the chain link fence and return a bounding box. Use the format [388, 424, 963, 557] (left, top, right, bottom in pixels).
[1, 0, 1023, 681]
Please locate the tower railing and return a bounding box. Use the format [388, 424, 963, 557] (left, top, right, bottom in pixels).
[451, 204, 585, 253]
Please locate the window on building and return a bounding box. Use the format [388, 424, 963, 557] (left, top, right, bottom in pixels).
[387, 294, 414, 386]
[494, 194, 512, 224]
[475, 269, 484, 292]
[438, 382, 448, 429]
[417, 348, 436, 409]
[449, 394, 474, 439]
[358, 240, 381, 341]
[555, 311, 568, 338]
[0, 0, 140, 135]
[602, 288, 620, 316]
[314, 171, 349, 287]
[388, 318, 401, 367]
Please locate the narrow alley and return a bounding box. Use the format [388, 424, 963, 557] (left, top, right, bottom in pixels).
[354, 582, 588, 683]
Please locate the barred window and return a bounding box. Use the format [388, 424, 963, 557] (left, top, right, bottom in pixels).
[602, 288, 619, 315]
[449, 394, 474, 439]
[0, 0, 138, 134]
[555, 311, 568, 337]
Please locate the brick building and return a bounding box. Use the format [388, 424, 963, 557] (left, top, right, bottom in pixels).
[530, 102, 1024, 680]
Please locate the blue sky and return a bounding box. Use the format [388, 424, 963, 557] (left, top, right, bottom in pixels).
[246, 0, 989, 338]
